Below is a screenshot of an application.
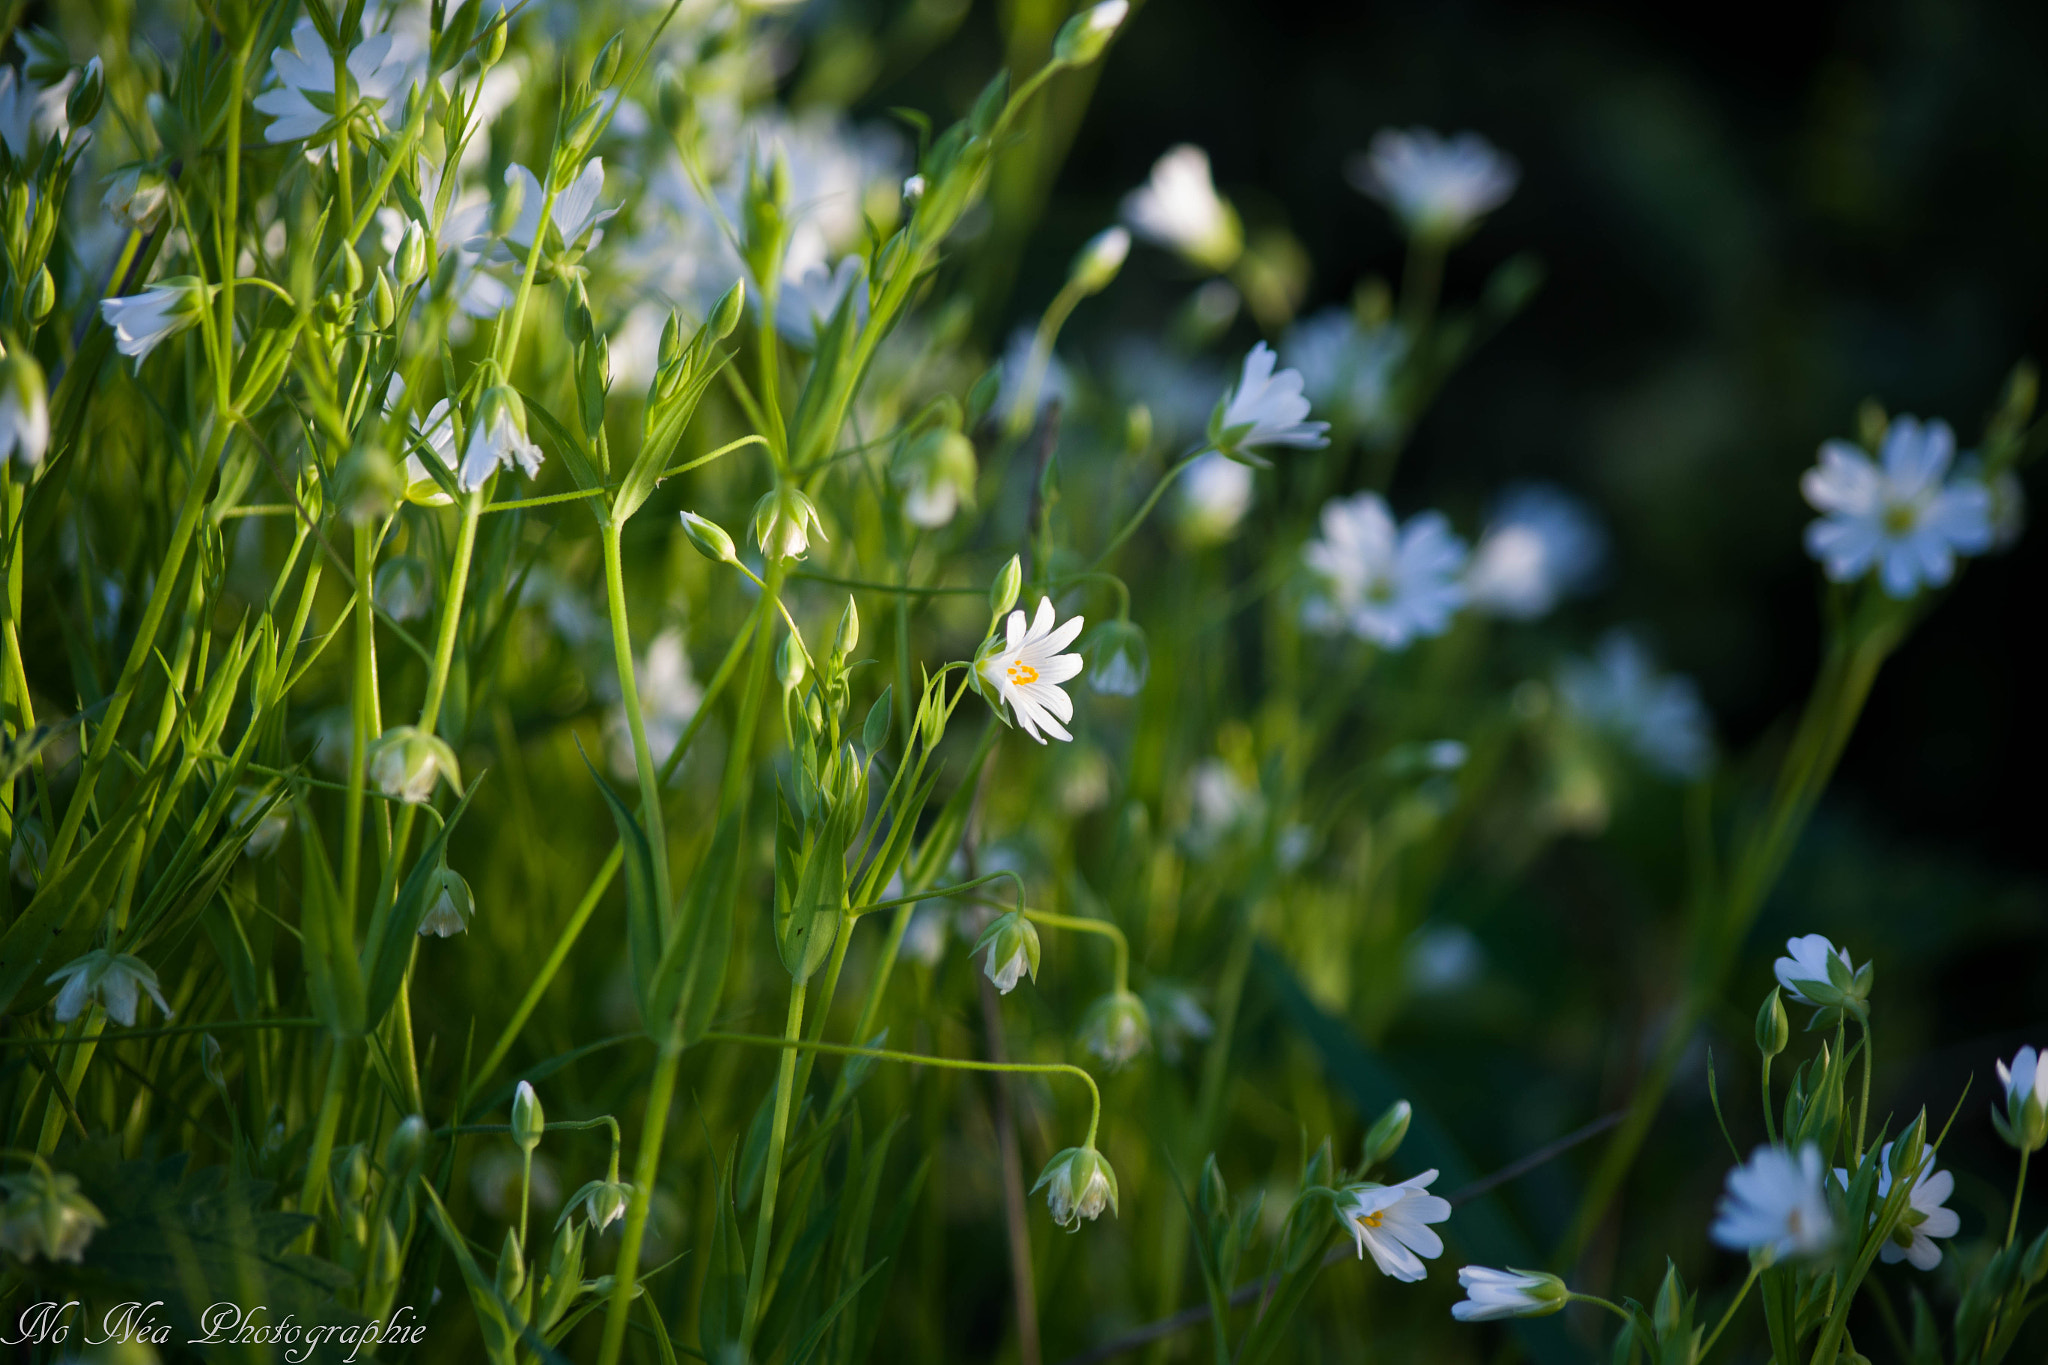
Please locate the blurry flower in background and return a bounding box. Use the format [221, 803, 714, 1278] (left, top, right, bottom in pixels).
[1302, 493, 1468, 648]
[374, 555, 433, 621]
[1209, 342, 1329, 464]
[255, 19, 422, 155]
[380, 167, 511, 323]
[999, 325, 1073, 423]
[1711, 1144, 1834, 1259]
[776, 255, 867, 346]
[0, 348, 49, 468]
[0, 63, 73, 154]
[1145, 983, 1214, 1063]
[903, 906, 950, 968]
[1078, 990, 1152, 1068]
[608, 628, 704, 782]
[1954, 454, 2027, 551]
[1557, 630, 1712, 780]
[1175, 452, 1255, 546]
[0, 1165, 105, 1264]
[1121, 144, 1242, 272]
[1283, 307, 1406, 436]
[893, 424, 979, 530]
[1406, 924, 1483, 993]
[1183, 757, 1262, 854]
[100, 277, 210, 361]
[1465, 483, 1607, 620]
[471, 1148, 560, 1221]
[1347, 128, 1518, 241]
[47, 950, 174, 1027]
[102, 165, 170, 231]
[1801, 417, 1994, 598]
[1088, 619, 1149, 696]
[1338, 1170, 1451, 1282]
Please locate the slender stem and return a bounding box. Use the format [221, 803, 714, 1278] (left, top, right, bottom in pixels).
[741, 981, 808, 1347]
[853, 871, 1025, 919]
[1854, 1019, 1873, 1163]
[1567, 1293, 1639, 1328]
[602, 519, 673, 916]
[1090, 451, 1204, 572]
[295, 1040, 351, 1252]
[596, 1029, 683, 1365]
[519, 1150, 533, 1250]
[2009, 1147, 2030, 1249]
[1006, 277, 1086, 435]
[1023, 909, 1129, 993]
[1761, 1056, 1777, 1145]
[343, 520, 379, 914]
[1699, 1262, 1762, 1358]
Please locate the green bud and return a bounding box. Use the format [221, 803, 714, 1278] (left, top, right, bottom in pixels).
[1068, 226, 1130, 296]
[679, 510, 738, 564]
[67, 58, 105, 127]
[564, 101, 605, 157]
[495, 1227, 525, 1301]
[337, 241, 364, 295]
[1361, 1099, 1412, 1169]
[1052, 0, 1128, 67]
[511, 1080, 545, 1154]
[1756, 988, 1790, 1059]
[1652, 1260, 1685, 1338]
[385, 1114, 430, 1177]
[395, 220, 429, 285]
[591, 34, 625, 90]
[1078, 991, 1152, 1069]
[973, 911, 1040, 994]
[833, 596, 860, 657]
[373, 270, 398, 329]
[482, 17, 509, 66]
[332, 436, 402, 525]
[777, 634, 807, 692]
[710, 279, 747, 340]
[341, 1144, 372, 1203]
[1032, 1145, 1118, 1229]
[990, 554, 1022, 619]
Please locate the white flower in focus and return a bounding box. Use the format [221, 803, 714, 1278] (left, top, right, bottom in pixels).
[1302, 493, 1468, 649]
[419, 867, 474, 937]
[775, 255, 868, 346]
[1120, 144, 1242, 271]
[1710, 1144, 1834, 1260]
[753, 486, 827, 561]
[498, 159, 618, 257]
[1557, 630, 1713, 780]
[46, 950, 174, 1027]
[1348, 128, 1518, 240]
[1465, 484, 1606, 620]
[0, 64, 73, 156]
[979, 597, 1085, 744]
[1772, 934, 1858, 1008]
[1210, 342, 1330, 463]
[459, 386, 543, 491]
[1833, 1144, 1959, 1271]
[0, 349, 50, 468]
[1451, 1266, 1569, 1322]
[1176, 452, 1254, 545]
[254, 19, 421, 155]
[608, 629, 704, 782]
[1338, 1170, 1451, 1282]
[1998, 1046, 2048, 1115]
[100, 278, 210, 361]
[975, 912, 1040, 994]
[1801, 417, 1993, 598]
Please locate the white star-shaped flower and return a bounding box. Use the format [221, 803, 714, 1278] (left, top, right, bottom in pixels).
[1210, 342, 1329, 463]
[46, 950, 174, 1027]
[1303, 493, 1467, 648]
[980, 597, 1085, 743]
[1339, 1170, 1451, 1282]
[1833, 1143, 1959, 1271]
[1802, 416, 1994, 598]
[254, 19, 420, 157]
[496, 159, 618, 259]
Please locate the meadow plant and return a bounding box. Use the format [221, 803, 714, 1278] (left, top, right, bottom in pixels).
[0, 0, 2042, 1361]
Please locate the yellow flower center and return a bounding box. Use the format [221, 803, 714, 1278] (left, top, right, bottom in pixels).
[1008, 662, 1039, 686]
[1358, 1209, 1384, 1229]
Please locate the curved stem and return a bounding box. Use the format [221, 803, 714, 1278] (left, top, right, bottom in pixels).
[1699, 1262, 1762, 1358]
[662, 432, 768, 479]
[853, 871, 1024, 919]
[1567, 1293, 1638, 1328]
[1022, 909, 1129, 994]
[602, 518, 673, 919]
[1090, 450, 1205, 572]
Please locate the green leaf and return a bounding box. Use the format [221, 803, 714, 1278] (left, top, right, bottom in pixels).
[418, 1178, 522, 1365]
[0, 705, 94, 783]
[778, 794, 849, 983]
[521, 390, 609, 523]
[297, 810, 367, 1038]
[361, 786, 478, 1028]
[578, 743, 663, 1027]
[699, 1139, 749, 1361]
[861, 687, 892, 757]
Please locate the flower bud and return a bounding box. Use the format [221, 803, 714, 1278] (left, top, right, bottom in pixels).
[419, 864, 474, 936]
[482, 17, 509, 66]
[67, 58, 105, 127]
[1756, 987, 1790, 1059]
[973, 911, 1040, 994]
[25, 266, 55, 324]
[2024, 1226, 2048, 1285]
[901, 173, 927, 206]
[710, 279, 747, 341]
[0, 348, 52, 468]
[777, 633, 807, 693]
[332, 436, 403, 524]
[1053, 0, 1128, 67]
[1361, 1099, 1412, 1170]
[336, 241, 364, 295]
[495, 1227, 525, 1301]
[1033, 1146, 1118, 1230]
[394, 219, 429, 285]
[1451, 1266, 1570, 1321]
[564, 1178, 633, 1233]
[1068, 225, 1130, 296]
[990, 553, 1022, 618]
[341, 1144, 372, 1204]
[679, 510, 738, 564]
[373, 269, 398, 329]
[1078, 990, 1152, 1068]
[201, 1033, 227, 1090]
[590, 34, 625, 90]
[511, 1081, 545, 1154]
[385, 1114, 430, 1178]
[368, 726, 459, 804]
[833, 595, 860, 657]
[752, 485, 826, 561]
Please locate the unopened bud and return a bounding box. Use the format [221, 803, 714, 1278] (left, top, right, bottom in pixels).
[591, 34, 626, 90]
[1361, 1099, 1412, 1169]
[1069, 226, 1129, 297]
[511, 1080, 545, 1154]
[710, 279, 746, 340]
[373, 270, 397, 329]
[395, 220, 429, 285]
[679, 510, 737, 564]
[833, 596, 859, 656]
[495, 1227, 525, 1300]
[777, 633, 807, 692]
[385, 1114, 430, 1177]
[1756, 988, 1790, 1059]
[989, 554, 1022, 618]
[67, 58, 105, 127]
[1053, 0, 1128, 67]
[482, 17, 509, 66]
[657, 310, 683, 369]
[337, 241, 364, 294]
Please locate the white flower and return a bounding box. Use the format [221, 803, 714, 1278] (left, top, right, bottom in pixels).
[1408, 924, 1482, 993]
[1211, 342, 1329, 462]
[99, 278, 209, 361]
[497, 159, 617, 257]
[1303, 493, 1468, 649]
[1176, 451, 1255, 545]
[753, 487, 828, 560]
[0, 1166, 105, 1265]
[562, 1178, 633, 1234]
[46, 950, 174, 1027]
[903, 906, 950, 967]
[0, 64, 72, 156]
[1070, 225, 1130, 295]
[1464, 484, 1606, 620]
[0, 349, 50, 468]
[979, 597, 1085, 744]
[399, 398, 459, 505]
[368, 727, 457, 805]
[1801, 417, 1993, 598]
[1832, 1144, 1959, 1271]
[254, 19, 421, 155]
[775, 255, 867, 346]
[1557, 630, 1713, 780]
[1451, 1266, 1568, 1322]
[102, 166, 170, 231]
[1338, 1170, 1451, 1282]
[459, 386, 543, 491]
[381, 166, 511, 321]
[1998, 1046, 2048, 1113]
[1184, 757, 1261, 853]
[608, 628, 703, 782]
[894, 427, 978, 530]
[1078, 991, 1152, 1068]
[1120, 144, 1241, 271]
[1772, 934, 1858, 1007]
[419, 867, 474, 937]
[1283, 309, 1407, 432]
[1710, 1144, 1835, 1260]
[1034, 1147, 1118, 1230]
[1348, 128, 1518, 239]
[975, 912, 1040, 994]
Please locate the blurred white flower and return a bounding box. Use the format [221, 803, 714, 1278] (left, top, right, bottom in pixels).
[0, 350, 50, 468]
[471, 1149, 559, 1221]
[1184, 758, 1261, 853]
[497, 159, 617, 257]
[0, 1165, 105, 1265]
[1121, 144, 1241, 271]
[1176, 451, 1255, 545]
[1999, 1046, 2048, 1115]
[459, 386, 543, 490]
[1146, 983, 1214, 1063]
[1464, 484, 1605, 620]
[903, 906, 950, 968]
[1283, 308, 1406, 433]
[752, 486, 827, 560]
[998, 325, 1074, 423]
[1802, 417, 1993, 598]
[100, 278, 210, 361]
[0, 64, 73, 155]
[1710, 1144, 1834, 1259]
[894, 427, 978, 530]
[1832, 1144, 1958, 1271]
[1211, 342, 1329, 463]
[608, 628, 704, 782]
[1348, 128, 1518, 240]
[775, 255, 867, 346]
[374, 556, 432, 621]
[1451, 1266, 1568, 1321]
[1338, 1170, 1450, 1282]
[1407, 925, 1482, 993]
[979, 597, 1085, 744]
[47, 950, 174, 1027]
[1557, 631, 1712, 780]
[1078, 991, 1152, 1068]
[255, 19, 421, 156]
[102, 166, 170, 231]
[1303, 493, 1468, 649]
[231, 787, 290, 858]
[380, 166, 512, 321]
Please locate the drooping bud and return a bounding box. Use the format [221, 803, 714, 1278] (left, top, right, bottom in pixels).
[1087, 618, 1148, 696]
[1033, 1146, 1118, 1230]
[418, 864, 474, 937]
[331, 435, 403, 525]
[751, 485, 826, 561]
[367, 726, 461, 804]
[973, 911, 1040, 994]
[1078, 990, 1152, 1068]
[103, 167, 170, 230]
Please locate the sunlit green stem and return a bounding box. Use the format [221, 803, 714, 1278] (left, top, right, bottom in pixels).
[1023, 909, 1130, 994]
[1005, 274, 1090, 435]
[1567, 1293, 1638, 1328]
[602, 517, 673, 916]
[741, 981, 808, 1347]
[343, 519, 380, 913]
[1090, 450, 1204, 572]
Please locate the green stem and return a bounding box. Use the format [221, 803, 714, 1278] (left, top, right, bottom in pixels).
[1090, 451, 1204, 572]
[602, 518, 673, 916]
[1699, 1262, 1763, 1358]
[295, 1040, 352, 1252]
[596, 1028, 683, 1365]
[741, 981, 808, 1347]
[343, 520, 379, 914]
[1854, 1019, 1873, 1163]
[1022, 909, 1129, 993]
[1761, 1055, 1777, 1145]
[2009, 1147, 2030, 1249]
[1568, 1293, 1640, 1329]
[1005, 277, 1087, 435]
